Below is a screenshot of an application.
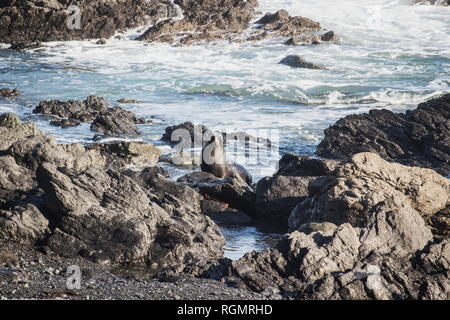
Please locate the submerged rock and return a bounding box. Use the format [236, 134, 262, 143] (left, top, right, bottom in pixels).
[285, 31, 340, 45]
[316, 94, 450, 176]
[139, 3, 338, 46]
[0, 88, 21, 99]
[279, 55, 327, 70]
[415, 0, 449, 6]
[201, 199, 252, 226]
[49, 119, 81, 128]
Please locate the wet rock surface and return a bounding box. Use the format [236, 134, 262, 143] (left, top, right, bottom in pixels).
[279, 55, 326, 70]
[226, 199, 448, 299]
[178, 171, 256, 216]
[0, 88, 21, 99]
[1, 94, 449, 300]
[289, 153, 449, 234]
[316, 93, 450, 176]
[87, 141, 161, 171]
[255, 175, 330, 228]
[0, 114, 224, 276]
[90, 107, 147, 139]
[34, 96, 108, 123]
[223, 151, 449, 299]
[138, 2, 338, 46]
[138, 0, 259, 44]
[0, 0, 170, 45]
[33, 95, 149, 139]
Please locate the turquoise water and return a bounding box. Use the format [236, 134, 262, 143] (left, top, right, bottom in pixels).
[1, 0, 449, 259]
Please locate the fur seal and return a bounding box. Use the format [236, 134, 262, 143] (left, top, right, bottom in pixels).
[201, 133, 252, 185]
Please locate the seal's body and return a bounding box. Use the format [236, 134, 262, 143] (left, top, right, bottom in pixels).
[201, 134, 252, 185]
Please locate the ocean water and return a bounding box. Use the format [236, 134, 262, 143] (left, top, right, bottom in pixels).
[1, 0, 449, 259]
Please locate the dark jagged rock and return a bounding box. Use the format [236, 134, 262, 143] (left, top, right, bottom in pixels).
[285, 31, 340, 46]
[0, 88, 21, 99]
[178, 171, 256, 215]
[33, 95, 149, 139]
[91, 107, 146, 139]
[139, 2, 338, 46]
[33, 96, 108, 122]
[256, 12, 321, 38]
[49, 118, 81, 128]
[161, 122, 270, 148]
[0, 114, 223, 274]
[316, 94, 450, 176]
[8, 42, 42, 51]
[7, 134, 106, 172]
[226, 196, 450, 299]
[289, 153, 449, 236]
[87, 141, 161, 171]
[255, 175, 331, 229]
[138, 0, 258, 44]
[161, 121, 209, 145]
[0, 113, 42, 151]
[276, 154, 340, 177]
[0, 0, 171, 45]
[255, 9, 290, 25]
[279, 55, 326, 70]
[201, 199, 252, 226]
[415, 0, 450, 6]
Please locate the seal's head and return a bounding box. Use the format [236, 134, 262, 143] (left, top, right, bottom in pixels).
[201, 131, 226, 167]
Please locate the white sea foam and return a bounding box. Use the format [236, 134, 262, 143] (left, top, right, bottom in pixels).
[1, 0, 449, 179]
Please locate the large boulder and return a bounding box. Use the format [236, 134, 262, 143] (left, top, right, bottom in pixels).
[316, 94, 450, 176]
[138, 0, 258, 44]
[33, 96, 148, 138]
[0, 155, 48, 243]
[255, 175, 330, 228]
[37, 163, 225, 269]
[161, 121, 209, 145]
[178, 171, 256, 215]
[0, 113, 42, 151]
[279, 55, 326, 70]
[87, 141, 161, 170]
[90, 107, 147, 139]
[289, 153, 450, 237]
[33, 96, 108, 122]
[0, 204, 49, 243]
[275, 154, 340, 177]
[226, 197, 442, 299]
[0, 0, 172, 45]
[8, 134, 106, 172]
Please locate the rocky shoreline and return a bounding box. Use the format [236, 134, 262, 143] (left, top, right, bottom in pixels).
[0, 0, 449, 301]
[1, 90, 449, 300]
